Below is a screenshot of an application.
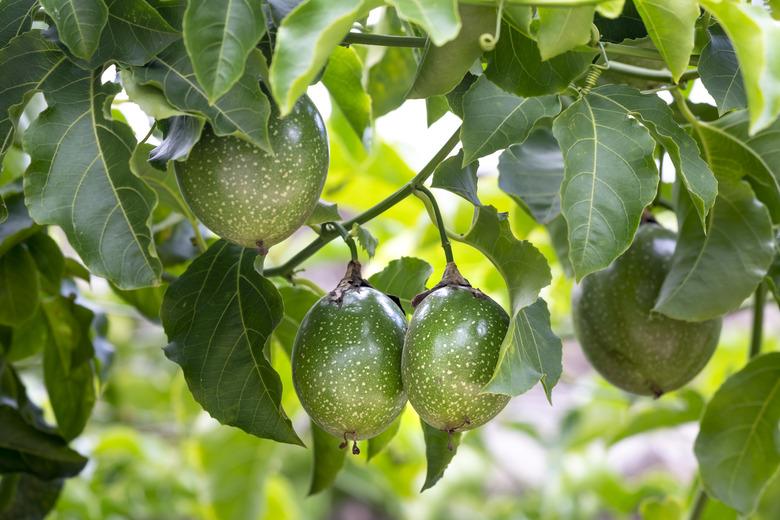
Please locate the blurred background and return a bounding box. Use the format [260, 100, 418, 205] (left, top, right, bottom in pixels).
[3, 75, 779, 519]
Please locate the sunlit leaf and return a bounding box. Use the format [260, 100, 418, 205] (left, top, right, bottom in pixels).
[367, 414, 401, 460]
[322, 46, 372, 138]
[420, 419, 460, 492]
[388, 0, 461, 46]
[537, 6, 595, 61]
[305, 200, 341, 226]
[353, 224, 378, 258]
[40, 0, 108, 60]
[368, 256, 433, 314]
[632, 0, 697, 81]
[698, 25, 747, 115]
[308, 421, 346, 495]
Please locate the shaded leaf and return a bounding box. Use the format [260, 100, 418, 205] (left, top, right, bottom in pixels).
[40, 0, 108, 60]
[431, 150, 480, 206]
[426, 95, 449, 126]
[695, 352, 780, 514]
[274, 282, 321, 355]
[633, 0, 698, 81]
[0, 192, 38, 256]
[367, 414, 401, 461]
[486, 298, 562, 401]
[5, 310, 48, 362]
[594, 0, 648, 42]
[110, 283, 166, 321]
[698, 25, 747, 115]
[269, 0, 380, 116]
[421, 418, 460, 492]
[537, 6, 596, 61]
[25, 233, 65, 294]
[0, 0, 37, 48]
[0, 245, 39, 325]
[305, 200, 341, 226]
[0, 474, 63, 520]
[768, 233, 780, 308]
[322, 46, 372, 138]
[161, 240, 302, 445]
[183, 0, 266, 102]
[654, 180, 775, 321]
[498, 127, 564, 223]
[389, 0, 460, 46]
[23, 62, 162, 289]
[308, 421, 346, 495]
[552, 88, 659, 280]
[461, 75, 560, 164]
[368, 256, 433, 314]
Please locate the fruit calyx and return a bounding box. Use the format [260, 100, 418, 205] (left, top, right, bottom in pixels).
[328, 261, 371, 306]
[338, 432, 361, 455]
[412, 262, 485, 307]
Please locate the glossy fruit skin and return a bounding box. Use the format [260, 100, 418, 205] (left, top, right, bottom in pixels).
[572, 224, 722, 396]
[403, 286, 510, 431]
[175, 95, 328, 248]
[292, 287, 407, 440]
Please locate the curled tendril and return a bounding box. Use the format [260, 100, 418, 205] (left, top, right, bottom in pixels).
[479, 0, 505, 52]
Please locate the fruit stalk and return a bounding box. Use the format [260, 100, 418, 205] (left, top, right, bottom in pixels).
[414, 185, 454, 264]
[263, 127, 463, 278]
[326, 222, 359, 263]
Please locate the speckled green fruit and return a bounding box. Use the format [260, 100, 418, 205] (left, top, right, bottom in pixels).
[573, 224, 722, 396]
[175, 95, 328, 248]
[403, 286, 510, 431]
[292, 287, 407, 440]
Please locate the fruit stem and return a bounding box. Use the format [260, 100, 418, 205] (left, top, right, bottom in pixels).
[688, 485, 708, 520]
[414, 185, 454, 264]
[672, 88, 699, 127]
[327, 222, 359, 263]
[749, 283, 766, 359]
[263, 127, 462, 278]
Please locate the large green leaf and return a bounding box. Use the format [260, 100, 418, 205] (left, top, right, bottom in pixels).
[461, 75, 560, 164]
[85, 0, 178, 67]
[695, 110, 780, 223]
[133, 41, 271, 151]
[161, 240, 302, 445]
[485, 298, 562, 401]
[41, 296, 96, 441]
[698, 25, 747, 115]
[322, 46, 372, 139]
[536, 6, 596, 61]
[0, 244, 39, 325]
[23, 62, 162, 289]
[552, 88, 659, 280]
[269, 0, 380, 116]
[420, 418, 460, 492]
[308, 422, 346, 495]
[654, 180, 775, 321]
[25, 233, 65, 295]
[183, 0, 266, 102]
[0, 0, 37, 47]
[485, 22, 593, 97]
[699, 0, 780, 133]
[388, 0, 461, 46]
[431, 150, 480, 206]
[367, 256, 433, 314]
[632, 0, 697, 81]
[498, 128, 564, 223]
[40, 0, 107, 60]
[0, 31, 67, 162]
[695, 352, 780, 515]
[589, 84, 717, 228]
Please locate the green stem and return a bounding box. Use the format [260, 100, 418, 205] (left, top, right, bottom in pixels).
[688, 485, 708, 520]
[750, 283, 766, 359]
[263, 127, 463, 278]
[342, 32, 427, 48]
[327, 222, 359, 263]
[609, 61, 699, 83]
[190, 222, 207, 253]
[672, 88, 699, 127]
[414, 185, 454, 264]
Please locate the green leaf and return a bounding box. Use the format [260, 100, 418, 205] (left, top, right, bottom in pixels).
[594, 0, 647, 42]
[426, 95, 449, 126]
[0, 196, 6, 224]
[308, 421, 346, 495]
[485, 22, 593, 97]
[322, 46, 372, 138]
[695, 110, 780, 224]
[498, 127, 564, 223]
[0, 0, 37, 48]
[0, 31, 67, 163]
[25, 233, 65, 294]
[353, 224, 378, 258]
[485, 298, 562, 401]
[609, 389, 705, 444]
[552, 88, 659, 280]
[274, 283, 321, 355]
[408, 4, 495, 99]
[420, 418, 460, 492]
[269, 0, 380, 116]
[536, 6, 596, 61]
[654, 180, 775, 321]
[632, 0, 697, 81]
[367, 414, 401, 460]
[698, 25, 747, 115]
[41, 296, 96, 440]
[130, 142, 194, 220]
[161, 240, 302, 445]
[134, 41, 272, 151]
[367, 256, 433, 314]
[0, 474, 63, 520]
[23, 63, 162, 289]
[0, 192, 38, 256]
[461, 75, 560, 164]
[40, 0, 108, 60]
[431, 150, 480, 206]
[5, 310, 48, 362]
[589, 84, 717, 228]
[639, 496, 684, 520]
[305, 200, 341, 226]
[768, 233, 780, 308]
[0, 244, 39, 325]
[695, 352, 780, 514]
[85, 0, 179, 67]
[699, 0, 780, 133]
[388, 0, 461, 46]
[120, 67, 186, 121]
[148, 115, 205, 167]
[182, 0, 266, 103]
[110, 283, 166, 320]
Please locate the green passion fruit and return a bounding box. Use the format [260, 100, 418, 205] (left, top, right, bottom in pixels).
[572, 224, 722, 396]
[403, 264, 510, 433]
[292, 262, 407, 451]
[175, 94, 328, 249]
